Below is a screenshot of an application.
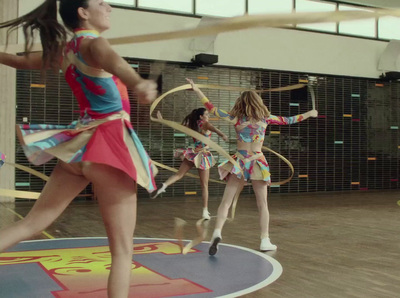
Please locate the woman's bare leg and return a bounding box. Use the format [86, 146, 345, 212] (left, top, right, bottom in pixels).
[0, 161, 89, 252]
[252, 180, 277, 251]
[152, 159, 194, 198]
[198, 168, 210, 219]
[82, 162, 138, 298]
[209, 174, 245, 255]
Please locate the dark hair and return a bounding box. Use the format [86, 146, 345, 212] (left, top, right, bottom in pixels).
[0, 0, 89, 69]
[59, 0, 90, 31]
[182, 108, 207, 131]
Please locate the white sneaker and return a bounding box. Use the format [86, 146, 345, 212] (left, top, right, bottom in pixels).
[151, 186, 166, 199]
[202, 209, 211, 220]
[260, 237, 277, 251]
[209, 236, 221, 256]
[209, 230, 222, 256]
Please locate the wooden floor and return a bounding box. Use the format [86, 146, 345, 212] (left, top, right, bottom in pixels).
[1, 190, 400, 298]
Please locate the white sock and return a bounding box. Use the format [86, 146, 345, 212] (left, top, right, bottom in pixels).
[152, 183, 168, 199]
[212, 229, 222, 239]
[160, 183, 167, 192]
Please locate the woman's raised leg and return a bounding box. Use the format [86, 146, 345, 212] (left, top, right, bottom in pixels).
[0, 161, 89, 252]
[152, 159, 194, 199]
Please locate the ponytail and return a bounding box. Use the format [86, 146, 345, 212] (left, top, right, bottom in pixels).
[0, 0, 67, 69]
[182, 108, 206, 131]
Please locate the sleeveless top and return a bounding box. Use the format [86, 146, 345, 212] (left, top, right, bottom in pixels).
[193, 120, 212, 150]
[62, 29, 130, 120]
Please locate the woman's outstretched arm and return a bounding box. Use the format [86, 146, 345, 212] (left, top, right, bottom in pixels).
[266, 110, 318, 125]
[186, 78, 236, 124]
[0, 52, 45, 69]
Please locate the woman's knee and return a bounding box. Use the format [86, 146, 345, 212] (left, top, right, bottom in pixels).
[110, 245, 134, 257]
[218, 200, 231, 211]
[200, 183, 208, 190]
[107, 235, 134, 256]
[175, 173, 184, 180]
[256, 199, 269, 210]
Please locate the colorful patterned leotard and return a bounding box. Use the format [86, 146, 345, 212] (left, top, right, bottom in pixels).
[16, 29, 157, 192]
[175, 120, 216, 170]
[201, 97, 304, 183]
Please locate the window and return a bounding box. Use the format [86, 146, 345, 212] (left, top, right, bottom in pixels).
[137, 0, 193, 14]
[196, 0, 246, 17]
[295, 0, 336, 33]
[248, 0, 293, 15]
[379, 16, 400, 40]
[339, 5, 376, 38]
[107, 0, 386, 41]
[109, 0, 135, 6]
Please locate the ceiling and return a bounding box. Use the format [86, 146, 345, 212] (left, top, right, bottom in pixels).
[327, 0, 400, 8]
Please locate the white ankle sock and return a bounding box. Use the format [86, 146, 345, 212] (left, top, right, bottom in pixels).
[212, 229, 222, 239]
[151, 183, 168, 199]
[160, 183, 167, 192]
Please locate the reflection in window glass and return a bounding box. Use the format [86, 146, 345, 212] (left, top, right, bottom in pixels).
[339, 5, 376, 38]
[379, 16, 400, 40]
[196, 0, 245, 17]
[109, 0, 135, 6]
[138, 0, 193, 13]
[248, 0, 293, 15]
[295, 0, 336, 32]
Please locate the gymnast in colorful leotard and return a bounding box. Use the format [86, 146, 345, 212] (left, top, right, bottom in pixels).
[185, 78, 317, 254]
[152, 109, 228, 219]
[0, 0, 158, 296]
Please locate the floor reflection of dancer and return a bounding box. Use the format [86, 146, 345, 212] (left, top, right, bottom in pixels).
[152, 107, 228, 219]
[0, 1, 158, 297]
[0, 152, 5, 168]
[186, 78, 317, 254]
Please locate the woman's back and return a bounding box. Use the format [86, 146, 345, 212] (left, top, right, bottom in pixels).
[234, 117, 267, 144]
[62, 29, 130, 119]
[234, 114, 304, 144]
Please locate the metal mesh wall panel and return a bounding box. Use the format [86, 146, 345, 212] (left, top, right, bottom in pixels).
[15, 60, 400, 199]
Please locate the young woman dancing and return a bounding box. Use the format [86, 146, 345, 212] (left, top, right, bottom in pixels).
[0, 0, 158, 296]
[186, 78, 317, 254]
[152, 108, 228, 220]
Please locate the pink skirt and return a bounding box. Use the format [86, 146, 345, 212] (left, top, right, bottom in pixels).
[16, 111, 158, 193]
[174, 148, 216, 170]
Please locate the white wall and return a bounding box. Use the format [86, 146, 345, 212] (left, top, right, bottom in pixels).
[18, 1, 389, 78]
[0, 0, 17, 202]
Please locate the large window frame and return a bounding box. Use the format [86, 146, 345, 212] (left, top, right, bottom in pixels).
[108, 0, 399, 41]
